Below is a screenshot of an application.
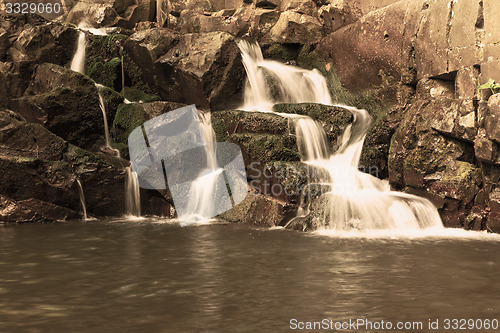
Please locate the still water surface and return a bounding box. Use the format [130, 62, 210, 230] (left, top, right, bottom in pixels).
[0, 219, 499, 333]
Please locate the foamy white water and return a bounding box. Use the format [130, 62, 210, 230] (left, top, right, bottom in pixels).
[178, 111, 221, 226]
[238, 41, 445, 233]
[125, 166, 141, 218]
[70, 24, 86, 74]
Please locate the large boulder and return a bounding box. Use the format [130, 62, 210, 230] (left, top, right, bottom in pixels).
[125, 30, 245, 109]
[317, 0, 406, 91]
[11, 63, 123, 150]
[220, 190, 297, 226]
[0, 14, 78, 99]
[0, 110, 128, 220]
[317, 0, 500, 94]
[273, 103, 353, 148]
[265, 11, 323, 44]
[176, 8, 249, 35]
[485, 93, 500, 144]
[111, 101, 186, 157]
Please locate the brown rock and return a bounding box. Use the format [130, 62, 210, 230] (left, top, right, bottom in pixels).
[220, 191, 297, 226]
[266, 11, 323, 44]
[485, 93, 500, 143]
[317, 1, 406, 91]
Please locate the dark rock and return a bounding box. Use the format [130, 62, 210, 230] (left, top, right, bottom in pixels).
[0, 194, 45, 223]
[229, 132, 299, 167]
[487, 187, 500, 233]
[428, 160, 481, 205]
[273, 103, 353, 147]
[66, 0, 120, 27]
[0, 156, 78, 211]
[212, 109, 290, 141]
[220, 191, 297, 226]
[156, 31, 244, 109]
[416, 78, 455, 100]
[0, 110, 67, 161]
[177, 9, 249, 35]
[111, 101, 186, 156]
[11, 63, 123, 150]
[388, 101, 468, 187]
[474, 128, 500, 166]
[485, 93, 500, 144]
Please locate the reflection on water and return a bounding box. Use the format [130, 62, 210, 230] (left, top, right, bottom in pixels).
[0, 219, 499, 333]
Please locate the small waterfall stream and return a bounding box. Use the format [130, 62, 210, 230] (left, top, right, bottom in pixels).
[178, 111, 222, 224]
[70, 24, 86, 74]
[237, 40, 443, 232]
[125, 166, 141, 217]
[76, 179, 88, 220]
[95, 84, 111, 148]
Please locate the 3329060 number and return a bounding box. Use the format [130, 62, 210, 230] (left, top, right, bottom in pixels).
[5, 2, 61, 15]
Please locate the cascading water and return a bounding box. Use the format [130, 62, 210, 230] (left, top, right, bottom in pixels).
[178, 111, 222, 224]
[70, 24, 86, 74]
[237, 40, 443, 232]
[125, 166, 141, 217]
[76, 178, 88, 220]
[95, 84, 111, 148]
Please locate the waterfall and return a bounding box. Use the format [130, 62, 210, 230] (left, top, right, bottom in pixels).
[95, 84, 111, 148]
[125, 166, 141, 217]
[178, 111, 222, 225]
[70, 25, 86, 74]
[237, 40, 443, 232]
[76, 179, 88, 220]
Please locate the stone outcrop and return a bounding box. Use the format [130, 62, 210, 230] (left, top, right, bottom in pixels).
[124, 29, 245, 109]
[11, 63, 122, 150]
[0, 110, 128, 221]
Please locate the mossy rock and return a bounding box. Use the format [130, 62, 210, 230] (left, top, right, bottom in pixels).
[87, 34, 127, 64]
[88, 56, 122, 91]
[212, 110, 290, 142]
[229, 132, 300, 166]
[273, 103, 352, 145]
[111, 101, 186, 156]
[111, 103, 149, 149]
[122, 87, 159, 103]
[263, 43, 302, 62]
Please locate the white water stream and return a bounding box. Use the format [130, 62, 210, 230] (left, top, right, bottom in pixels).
[237, 40, 443, 232]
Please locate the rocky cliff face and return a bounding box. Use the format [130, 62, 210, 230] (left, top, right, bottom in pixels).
[0, 0, 498, 231]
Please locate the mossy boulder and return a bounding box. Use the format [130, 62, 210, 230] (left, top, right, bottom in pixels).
[256, 161, 312, 203]
[0, 111, 129, 220]
[111, 101, 186, 157]
[229, 132, 299, 165]
[88, 56, 122, 91]
[11, 63, 123, 150]
[211, 109, 290, 142]
[428, 161, 482, 205]
[273, 103, 352, 145]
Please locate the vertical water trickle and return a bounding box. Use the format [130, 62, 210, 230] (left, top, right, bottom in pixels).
[95, 84, 111, 148]
[156, 0, 169, 27]
[71, 24, 86, 74]
[121, 54, 125, 93]
[125, 166, 141, 217]
[237, 41, 444, 232]
[76, 179, 88, 220]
